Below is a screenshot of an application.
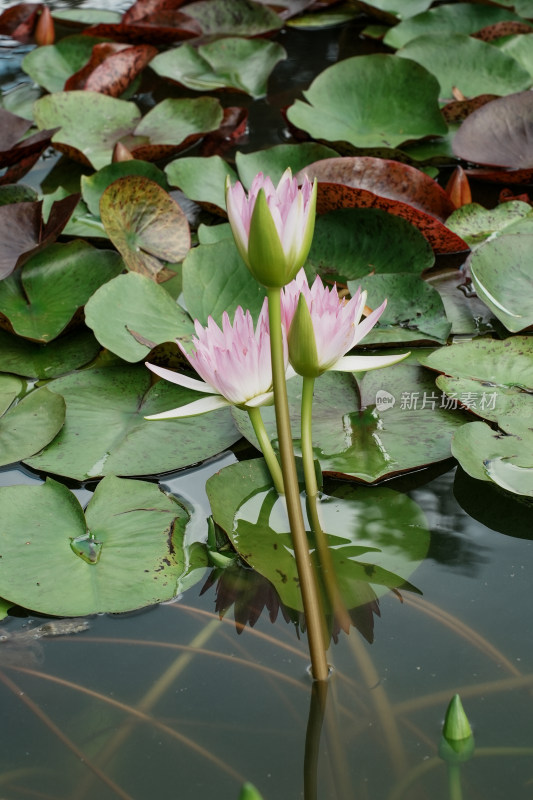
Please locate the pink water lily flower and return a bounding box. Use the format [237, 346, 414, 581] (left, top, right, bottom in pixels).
[225, 168, 317, 288]
[145, 299, 288, 420]
[281, 269, 409, 376]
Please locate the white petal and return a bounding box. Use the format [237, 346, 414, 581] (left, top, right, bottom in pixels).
[244, 390, 275, 408]
[145, 362, 219, 394]
[329, 352, 410, 372]
[145, 395, 230, 419]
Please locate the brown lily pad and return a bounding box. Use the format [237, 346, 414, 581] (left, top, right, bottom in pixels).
[472, 20, 533, 42]
[0, 2, 40, 42]
[296, 157, 467, 254]
[453, 91, 533, 171]
[65, 42, 157, 96]
[0, 194, 80, 280]
[0, 110, 58, 184]
[441, 94, 499, 124]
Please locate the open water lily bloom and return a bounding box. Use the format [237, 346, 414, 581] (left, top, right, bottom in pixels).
[225, 168, 317, 288]
[281, 269, 409, 375]
[145, 300, 285, 420]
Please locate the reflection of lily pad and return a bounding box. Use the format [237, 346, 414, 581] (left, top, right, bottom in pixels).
[233, 364, 466, 483]
[397, 34, 531, 101]
[206, 459, 429, 612]
[24, 366, 240, 480]
[287, 54, 447, 150]
[151, 37, 286, 98]
[0, 476, 206, 616]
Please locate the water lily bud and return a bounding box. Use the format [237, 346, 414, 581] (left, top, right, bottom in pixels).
[112, 142, 134, 162]
[439, 694, 475, 764]
[445, 166, 471, 208]
[35, 6, 55, 46]
[239, 783, 264, 800]
[288, 293, 321, 378]
[225, 169, 317, 288]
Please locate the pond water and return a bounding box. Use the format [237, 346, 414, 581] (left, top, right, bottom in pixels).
[0, 3, 532, 800]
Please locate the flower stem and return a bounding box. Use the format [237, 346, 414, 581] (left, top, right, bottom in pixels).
[301, 376, 318, 499]
[447, 765, 463, 800]
[247, 406, 284, 495]
[267, 287, 329, 681]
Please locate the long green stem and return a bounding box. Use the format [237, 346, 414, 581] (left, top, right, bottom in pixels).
[301, 376, 319, 499]
[247, 405, 284, 495]
[447, 765, 463, 800]
[267, 286, 328, 681]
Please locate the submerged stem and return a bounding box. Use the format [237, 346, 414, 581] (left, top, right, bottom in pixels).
[247, 405, 284, 495]
[266, 286, 328, 682]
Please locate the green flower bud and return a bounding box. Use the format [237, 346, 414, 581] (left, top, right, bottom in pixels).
[288, 293, 321, 378]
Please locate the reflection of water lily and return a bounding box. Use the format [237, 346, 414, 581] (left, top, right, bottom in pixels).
[281, 269, 408, 376]
[225, 169, 317, 288]
[145, 299, 284, 419]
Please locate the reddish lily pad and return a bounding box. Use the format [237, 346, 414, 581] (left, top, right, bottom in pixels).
[0, 2, 41, 43]
[22, 35, 104, 93]
[199, 106, 248, 157]
[183, 0, 283, 35]
[0, 194, 79, 280]
[453, 91, 533, 170]
[99, 176, 191, 281]
[64, 42, 157, 96]
[296, 158, 468, 254]
[0, 109, 57, 184]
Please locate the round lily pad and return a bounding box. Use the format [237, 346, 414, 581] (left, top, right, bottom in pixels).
[0, 476, 207, 616]
[0, 328, 101, 379]
[0, 386, 65, 468]
[165, 155, 237, 213]
[235, 144, 339, 190]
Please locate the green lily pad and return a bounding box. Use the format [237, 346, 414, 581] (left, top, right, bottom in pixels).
[206, 459, 429, 612]
[99, 176, 191, 280]
[24, 366, 240, 480]
[0, 328, 101, 379]
[0, 386, 65, 468]
[22, 35, 104, 93]
[308, 208, 434, 282]
[0, 184, 38, 206]
[0, 598, 12, 619]
[85, 272, 195, 362]
[0, 476, 207, 616]
[0, 241, 123, 343]
[165, 155, 237, 213]
[419, 337, 533, 424]
[52, 8, 121, 24]
[446, 201, 533, 247]
[467, 233, 533, 333]
[232, 363, 467, 483]
[286, 54, 447, 150]
[397, 34, 532, 101]
[151, 37, 286, 98]
[182, 238, 267, 326]
[81, 160, 168, 218]
[235, 144, 339, 190]
[498, 34, 533, 80]
[384, 4, 527, 49]
[0, 374, 24, 416]
[355, 0, 433, 22]
[197, 222, 233, 245]
[452, 420, 533, 494]
[350, 273, 451, 344]
[183, 0, 283, 35]
[425, 269, 496, 336]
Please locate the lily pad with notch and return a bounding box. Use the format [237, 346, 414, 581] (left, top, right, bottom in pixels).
[0, 386, 65, 468]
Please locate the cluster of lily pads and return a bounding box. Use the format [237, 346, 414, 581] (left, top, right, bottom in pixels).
[0, 0, 531, 623]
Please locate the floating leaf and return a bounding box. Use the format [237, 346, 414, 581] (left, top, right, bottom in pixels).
[468, 233, 533, 332]
[349, 273, 451, 344]
[24, 366, 240, 480]
[85, 272, 194, 362]
[99, 176, 190, 281]
[182, 238, 266, 326]
[183, 0, 283, 36]
[287, 54, 447, 150]
[397, 33, 531, 101]
[419, 337, 533, 424]
[354, 0, 433, 23]
[446, 201, 533, 247]
[308, 207, 434, 282]
[0, 241, 123, 342]
[384, 4, 527, 49]
[0, 194, 79, 280]
[0, 328, 101, 379]
[235, 143, 339, 190]
[425, 269, 496, 336]
[165, 155, 237, 213]
[151, 37, 286, 98]
[0, 476, 207, 616]
[452, 91, 533, 170]
[22, 35, 104, 93]
[65, 42, 157, 96]
[0, 387, 65, 468]
[81, 159, 168, 218]
[232, 363, 467, 483]
[0, 374, 24, 416]
[297, 158, 467, 254]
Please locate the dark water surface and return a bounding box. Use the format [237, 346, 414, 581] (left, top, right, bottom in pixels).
[1, 4, 533, 799]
